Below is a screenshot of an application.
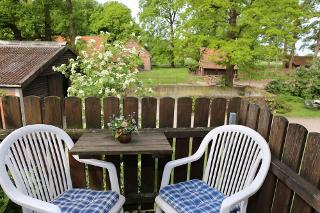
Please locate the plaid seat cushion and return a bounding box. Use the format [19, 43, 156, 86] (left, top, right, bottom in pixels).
[50, 188, 119, 213]
[159, 179, 240, 213]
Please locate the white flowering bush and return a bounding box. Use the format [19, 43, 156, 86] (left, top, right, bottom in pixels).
[54, 36, 152, 98]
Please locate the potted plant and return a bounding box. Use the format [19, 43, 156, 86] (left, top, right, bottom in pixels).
[108, 114, 138, 143]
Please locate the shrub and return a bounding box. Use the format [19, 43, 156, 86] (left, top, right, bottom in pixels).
[265, 78, 289, 94]
[184, 58, 198, 73]
[289, 60, 320, 99]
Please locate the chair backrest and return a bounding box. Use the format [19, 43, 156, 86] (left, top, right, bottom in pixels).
[0, 124, 74, 202]
[202, 125, 270, 196]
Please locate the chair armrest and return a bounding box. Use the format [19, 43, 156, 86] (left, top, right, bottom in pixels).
[160, 155, 200, 189]
[75, 157, 120, 193]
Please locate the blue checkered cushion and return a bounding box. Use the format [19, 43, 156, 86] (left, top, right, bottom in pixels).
[159, 179, 239, 213]
[50, 188, 119, 213]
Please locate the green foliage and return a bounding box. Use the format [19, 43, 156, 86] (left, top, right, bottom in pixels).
[265, 78, 290, 94]
[184, 58, 198, 73]
[90, 1, 140, 41]
[54, 36, 151, 98]
[289, 60, 320, 99]
[0, 89, 6, 97]
[108, 114, 138, 139]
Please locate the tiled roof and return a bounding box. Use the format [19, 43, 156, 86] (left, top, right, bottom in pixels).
[0, 41, 67, 87]
[199, 48, 238, 70]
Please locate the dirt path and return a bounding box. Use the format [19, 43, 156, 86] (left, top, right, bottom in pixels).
[287, 117, 320, 132]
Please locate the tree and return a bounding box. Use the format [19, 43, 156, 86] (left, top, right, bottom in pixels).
[139, 0, 183, 67]
[184, 0, 306, 86]
[90, 1, 140, 41]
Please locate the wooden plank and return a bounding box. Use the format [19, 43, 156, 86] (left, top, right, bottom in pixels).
[271, 123, 308, 213]
[43, 96, 62, 127]
[247, 106, 272, 212]
[254, 116, 289, 213]
[1, 96, 22, 129]
[85, 97, 103, 190]
[158, 97, 175, 189]
[141, 97, 157, 210]
[0, 102, 2, 129]
[24, 96, 42, 124]
[291, 132, 320, 213]
[190, 97, 209, 180]
[103, 97, 121, 191]
[64, 97, 82, 128]
[245, 103, 260, 130]
[64, 97, 86, 188]
[123, 97, 139, 210]
[210, 97, 226, 128]
[227, 97, 241, 124]
[238, 99, 249, 125]
[271, 156, 320, 212]
[174, 97, 192, 183]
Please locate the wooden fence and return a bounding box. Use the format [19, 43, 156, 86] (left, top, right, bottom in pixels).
[0, 95, 319, 212]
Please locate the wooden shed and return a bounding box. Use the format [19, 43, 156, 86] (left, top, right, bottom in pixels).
[0, 41, 76, 116]
[197, 48, 238, 76]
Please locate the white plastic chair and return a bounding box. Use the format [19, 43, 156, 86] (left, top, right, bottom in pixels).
[156, 125, 271, 213]
[0, 124, 125, 213]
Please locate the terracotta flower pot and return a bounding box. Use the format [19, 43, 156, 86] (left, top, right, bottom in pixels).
[117, 134, 132, 144]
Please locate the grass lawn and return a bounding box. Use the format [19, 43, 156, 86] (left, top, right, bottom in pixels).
[138, 67, 204, 86]
[277, 94, 320, 117]
[238, 62, 287, 81]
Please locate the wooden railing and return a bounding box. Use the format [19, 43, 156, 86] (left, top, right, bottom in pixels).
[0, 95, 319, 212]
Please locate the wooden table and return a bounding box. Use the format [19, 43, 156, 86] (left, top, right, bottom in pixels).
[69, 130, 172, 157]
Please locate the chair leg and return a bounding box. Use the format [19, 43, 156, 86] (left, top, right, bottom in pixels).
[156, 206, 162, 213]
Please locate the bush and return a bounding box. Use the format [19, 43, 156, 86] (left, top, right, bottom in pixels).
[184, 58, 198, 73]
[289, 60, 320, 99]
[265, 78, 289, 94]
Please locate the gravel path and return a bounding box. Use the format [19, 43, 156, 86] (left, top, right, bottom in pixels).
[287, 117, 320, 132]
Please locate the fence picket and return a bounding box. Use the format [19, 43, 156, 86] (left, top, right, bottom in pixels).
[291, 132, 320, 213]
[85, 97, 103, 190]
[238, 99, 249, 125]
[103, 97, 121, 191]
[43, 96, 62, 127]
[245, 104, 260, 130]
[65, 97, 86, 188]
[158, 97, 175, 189]
[210, 97, 227, 128]
[141, 97, 157, 210]
[24, 96, 42, 124]
[2, 96, 22, 128]
[271, 124, 308, 213]
[123, 97, 139, 210]
[190, 97, 210, 180]
[174, 97, 192, 183]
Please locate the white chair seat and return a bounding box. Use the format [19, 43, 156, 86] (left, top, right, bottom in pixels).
[50, 188, 119, 213]
[158, 179, 240, 213]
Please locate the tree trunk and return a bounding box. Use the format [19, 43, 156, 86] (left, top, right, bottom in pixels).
[226, 64, 235, 87]
[283, 41, 288, 68]
[314, 34, 320, 58]
[225, 8, 238, 87]
[6, 23, 22, 40]
[66, 0, 76, 46]
[44, 1, 52, 40]
[288, 42, 296, 73]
